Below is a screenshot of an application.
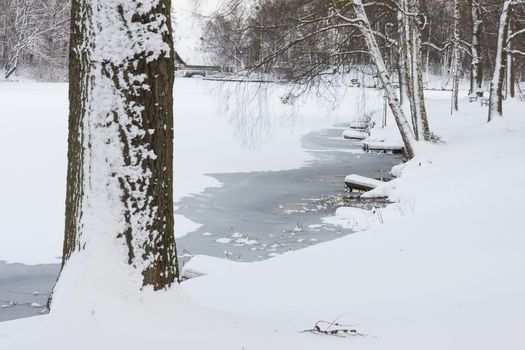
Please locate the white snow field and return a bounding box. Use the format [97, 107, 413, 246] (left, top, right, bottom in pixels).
[1, 80, 524, 349]
[0, 79, 355, 264]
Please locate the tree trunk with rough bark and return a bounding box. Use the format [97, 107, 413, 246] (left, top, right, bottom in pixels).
[506, 16, 515, 99]
[399, 0, 430, 141]
[451, 0, 461, 113]
[398, 3, 409, 109]
[488, 0, 513, 121]
[469, 0, 483, 95]
[408, 0, 430, 140]
[61, 0, 179, 293]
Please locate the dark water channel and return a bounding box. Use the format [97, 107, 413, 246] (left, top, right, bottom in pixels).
[176, 126, 401, 263]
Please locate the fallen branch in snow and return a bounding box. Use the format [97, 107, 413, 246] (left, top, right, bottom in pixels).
[300, 320, 366, 338]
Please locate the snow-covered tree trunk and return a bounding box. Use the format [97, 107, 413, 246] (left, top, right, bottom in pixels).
[488, 0, 513, 121]
[505, 17, 515, 99]
[399, 0, 430, 141]
[407, 0, 430, 141]
[3, 0, 28, 78]
[506, 51, 515, 98]
[397, 5, 409, 108]
[469, 0, 483, 95]
[353, 0, 417, 158]
[61, 0, 179, 293]
[451, 0, 461, 113]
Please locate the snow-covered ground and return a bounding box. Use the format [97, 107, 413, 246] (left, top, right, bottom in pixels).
[1, 81, 524, 349]
[181, 94, 525, 349]
[0, 79, 358, 264]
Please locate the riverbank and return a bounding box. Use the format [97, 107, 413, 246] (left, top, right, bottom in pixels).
[0, 79, 379, 265]
[1, 84, 523, 350]
[0, 79, 392, 322]
[176, 127, 400, 263]
[0, 125, 401, 322]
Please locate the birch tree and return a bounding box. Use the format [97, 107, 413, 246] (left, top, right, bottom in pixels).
[504, 8, 525, 98]
[347, 0, 418, 157]
[206, 0, 420, 157]
[397, 7, 409, 107]
[400, 0, 431, 140]
[469, 0, 483, 95]
[451, 0, 461, 113]
[59, 0, 179, 295]
[488, 0, 518, 121]
[506, 15, 515, 98]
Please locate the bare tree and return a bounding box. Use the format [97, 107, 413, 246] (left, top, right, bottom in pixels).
[400, 0, 431, 140]
[0, 0, 69, 79]
[488, 0, 524, 121]
[354, 0, 417, 157]
[451, 0, 461, 113]
[204, 0, 426, 157]
[469, 0, 483, 95]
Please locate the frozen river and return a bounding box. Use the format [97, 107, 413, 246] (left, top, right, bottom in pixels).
[0, 126, 401, 322]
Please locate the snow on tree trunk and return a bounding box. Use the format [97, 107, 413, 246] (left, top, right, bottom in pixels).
[488, 0, 513, 121]
[506, 51, 515, 99]
[408, 0, 430, 141]
[399, 0, 430, 141]
[60, 0, 179, 296]
[506, 17, 515, 99]
[451, 0, 461, 114]
[469, 0, 483, 95]
[353, 0, 417, 158]
[397, 4, 409, 108]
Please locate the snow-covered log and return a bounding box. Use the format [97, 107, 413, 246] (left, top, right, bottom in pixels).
[343, 129, 369, 140]
[363, 141, 405, 154]
[344, 174, 383, 192]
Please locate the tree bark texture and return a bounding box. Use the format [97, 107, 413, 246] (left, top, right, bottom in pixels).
[469, 0, 483, 95]
[451, 0, 461, 113]
[62, 0, 179, 290]
[488, 0, 513, 121]
[399, 0, 430, 140]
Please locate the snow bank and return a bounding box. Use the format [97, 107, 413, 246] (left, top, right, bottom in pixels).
[179, 95, 525, 349]
[3, 85, 522, 349]
[174, 214, 203, 239]
[181, 255, 243, 279]
[322, 206, 401, 231]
